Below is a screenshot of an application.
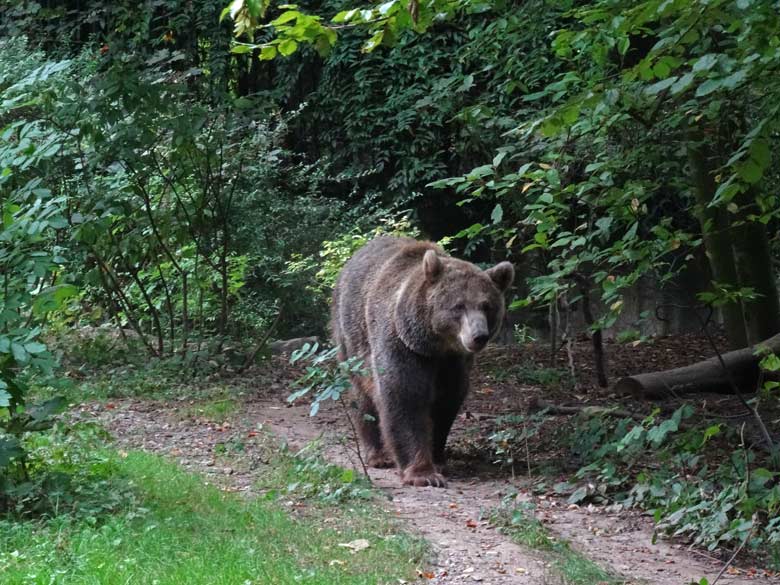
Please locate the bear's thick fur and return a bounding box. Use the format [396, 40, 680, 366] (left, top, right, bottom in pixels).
[331, 237, 514, 487]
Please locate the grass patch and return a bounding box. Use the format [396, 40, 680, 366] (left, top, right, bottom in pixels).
[1, 450, 424, 584]
[490, 500, 623, 585]
[180, 396, 239, 422]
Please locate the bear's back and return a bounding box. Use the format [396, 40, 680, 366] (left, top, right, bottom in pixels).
[331, 237, 441, 358]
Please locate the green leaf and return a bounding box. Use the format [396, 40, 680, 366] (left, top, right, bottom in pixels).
[670, 72, 694, 94]
[736, 159, 763, 184]
[10, 342, 28, 364]
[271, 10, 300, 25]
[245, 0, 263, 18]
[617, 37, 630, 56]
[760, 353, 780, 372]
[568, 486, 588, 504]
[27, 396, 67, 421]
[362, 30, 384, 53]
[491, 204, 503, 224]
[711, 177, 741, 206]
[645, 76, 676, 95]
[695, 78, 722, 97]
[0, 388, 10, 407]
[259, 46, 277, 60]
[332, 9, 358, 23]
[692, 54, 718, 73]
[0, 436, 23, 467]
[652, 60, 671, 78]
[23, 341, 46, 354]
[231, 44, 255, 54]
[278, 39, 298, 56]
[33, 284, 79, 315]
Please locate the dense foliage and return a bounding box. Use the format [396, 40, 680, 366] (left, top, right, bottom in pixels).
[2, 0, 780, 564]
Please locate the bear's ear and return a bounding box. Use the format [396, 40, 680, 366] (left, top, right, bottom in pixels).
[423, 250, 443, 282]
[485, 261, 514, 292]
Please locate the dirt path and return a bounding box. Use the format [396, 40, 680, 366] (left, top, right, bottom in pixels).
[81, 395, 778, 585]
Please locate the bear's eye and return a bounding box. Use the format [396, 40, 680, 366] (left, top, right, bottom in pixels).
[451, 303, 466, 313]
[478, 301, 491, 313]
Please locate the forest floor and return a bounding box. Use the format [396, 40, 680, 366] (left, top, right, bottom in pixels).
[74, 335, 780, 585]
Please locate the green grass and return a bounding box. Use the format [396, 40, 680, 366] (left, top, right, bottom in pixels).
[0, 451, 424, 585]
[491, 503, 623, 585]
[180, 396, 239, 422]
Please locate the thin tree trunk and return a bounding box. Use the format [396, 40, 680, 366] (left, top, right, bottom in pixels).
[126, 266, 165, 356]
[688, 129, 747, 348]
[732, 191, 780, 343]
[157, 265, 175, 355]
[93, 252, 156, 356]
[181, 270, 189, 353]
[574, 275, 608, 388]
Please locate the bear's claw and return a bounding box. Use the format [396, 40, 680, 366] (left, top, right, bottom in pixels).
[402, 471, 447, 488]
[367, 450, 395, 468]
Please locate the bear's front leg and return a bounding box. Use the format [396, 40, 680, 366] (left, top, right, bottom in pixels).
[432, 356, 471, 470]
[373, 347, 446, 488]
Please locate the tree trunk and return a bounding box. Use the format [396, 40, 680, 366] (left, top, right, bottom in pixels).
[732, 191, 780, 344]
[614, 333, 780, 399]
[688, 130, 748, 348]
[578, 281, 608, 388]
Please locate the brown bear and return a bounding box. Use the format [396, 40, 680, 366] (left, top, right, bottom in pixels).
[331, 236, 514, 487]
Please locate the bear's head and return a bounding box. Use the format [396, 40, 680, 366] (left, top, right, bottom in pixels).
[410, 250, 514, 355]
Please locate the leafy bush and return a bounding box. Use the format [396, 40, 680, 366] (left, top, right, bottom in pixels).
[288, 343, 366, 417]
[1, 421, 135, 517]
[565, 406, 780, 558]
[488, 411, 547, 475]
[0, 38, 84, 507]
[268, 440, 374, 504]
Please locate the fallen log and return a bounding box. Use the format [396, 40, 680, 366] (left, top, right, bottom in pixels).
[613, 333, 780, 400]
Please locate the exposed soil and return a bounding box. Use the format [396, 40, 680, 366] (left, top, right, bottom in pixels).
[79, 335, 780, 585]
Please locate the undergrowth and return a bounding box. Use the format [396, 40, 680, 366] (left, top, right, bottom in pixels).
[485, 396, 780, 566]
[490, 497, 621, 585]
[262, 438, 375, 504]
[561, 405, 780, 563]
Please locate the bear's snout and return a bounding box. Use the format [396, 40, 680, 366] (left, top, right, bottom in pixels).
[459, 311, 490, 353]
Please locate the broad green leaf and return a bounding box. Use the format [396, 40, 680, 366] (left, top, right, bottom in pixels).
[491, 204, 503, 224]
[33, 284, 79, 315]
[695, 78, 721, 96]
[271, 10, 300, 25]
[27, 396, 67, 421]
[645, 76, 676, 95]
[259, 46, 277, 60]
[670, 72, 694, 94]
[692, 54, 718, 72]
[736, 159, 763, 184]
[10, 342, 28, 364]
[0, 436, 23, 467]
[278, 39, 298, 56]
[362, 30, 384, 53]
[245, 0, 263, 18]
[231, 44, 254, 54]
